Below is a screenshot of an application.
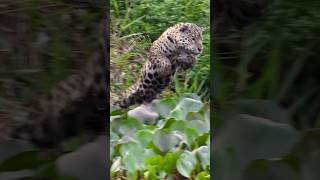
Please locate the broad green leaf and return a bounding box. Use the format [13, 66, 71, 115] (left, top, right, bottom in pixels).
[122, 153, 145, 172]
[152, 129, 180, 152]
[176, 151, 197, 178]
[195, 146, 210, 170]
[169, 120, 187, 132]
[188, 120, 209, 134]
[160, 118, 177, 129]
[136, 129, 153, 147]
[214, 114, 299, 180]
[144, 165, 158, 180]
[192, 133, 209, 149]
[120, 142, 143, 157]
[185, 112, 203, 121]
[169, 97, 203, 120]
[145, 155, 163, 166]
[118, 117, 143, 136]
[182, 128, 200, 148]
[196, 171, 210, 180]
[110, 107, 124, 115]
[111, 131, 120, 142]
[161, 152, 182, 173]
[153, 98, 177, 117]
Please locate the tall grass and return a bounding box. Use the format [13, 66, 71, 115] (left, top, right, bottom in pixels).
[214, 0, 320, 128]
[110, 0, 210, 101]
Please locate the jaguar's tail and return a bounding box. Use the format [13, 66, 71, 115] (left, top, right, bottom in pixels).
[116, 82, 142, 108]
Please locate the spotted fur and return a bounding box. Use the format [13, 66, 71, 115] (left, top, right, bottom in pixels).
[0, 21, 108, 148]
[6, 52, 107, 147]
[117, 23, 204, 108]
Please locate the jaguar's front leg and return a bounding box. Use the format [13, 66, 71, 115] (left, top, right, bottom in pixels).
[176, 55, 196, 71]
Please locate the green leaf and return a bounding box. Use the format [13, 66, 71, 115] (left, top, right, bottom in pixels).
[192, 133, 209, 149]
[161, 152, 182, 173]
[111, 131, 120, 142]
[120, 142, 146, 172]
[0, 150, 56, 172]
[182, 128, 200, 149]
[120, 142, 142, 157]
[110, 106, 125, 116]
[196, 171, 210, 180]
[145, 155, 163, 166]
[136, 129, 153, 147]
[153, 98, 177, 117]
[160, 118, 178, 129]
[176, 151, 197, 178]
[214, 114, 300, 180]
[118, 117, 143, 136]
[169, 97, 203, 120]
[152, 129, 180, 152]
[144, 165, 158, 180]
[188, 120, 209, 134]
[195, 146, 210, 170]
[165, 119, 188, 133]
[122, 153, 145, 173]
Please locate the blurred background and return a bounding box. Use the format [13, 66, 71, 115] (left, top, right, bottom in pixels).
[213, 0, 320, 179]
[0, 0, 107, 179]
[1, 0, 320, 179]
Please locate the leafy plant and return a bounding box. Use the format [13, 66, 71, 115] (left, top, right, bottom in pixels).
[110, 94, 210, 179]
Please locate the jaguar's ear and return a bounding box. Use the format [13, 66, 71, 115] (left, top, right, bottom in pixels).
[180, 24, 188, 32]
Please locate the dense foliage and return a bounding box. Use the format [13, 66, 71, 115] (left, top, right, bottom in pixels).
[111, 94, 210, 179]
[0, 1, 106, 179]
[110, 0, 210, 101]
[213, 0, 320, 179]
[110, 0, 210, 179]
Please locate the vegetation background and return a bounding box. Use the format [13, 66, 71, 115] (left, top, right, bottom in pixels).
[0, 0, 320, 180]
[0, 0, 107, 179]
[110, 0, 210, 101]
[110, 0, 210, 179]
[213, 0, 320, 179]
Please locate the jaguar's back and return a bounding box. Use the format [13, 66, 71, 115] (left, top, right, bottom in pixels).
[117, 22, 204, 108]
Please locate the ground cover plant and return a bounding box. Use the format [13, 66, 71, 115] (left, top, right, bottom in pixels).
[111, 94, 210, 179]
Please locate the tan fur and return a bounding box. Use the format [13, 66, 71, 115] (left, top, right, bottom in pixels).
[117, 23, 204, 108]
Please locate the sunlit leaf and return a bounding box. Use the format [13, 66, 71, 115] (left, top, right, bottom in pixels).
[176, 151, 197, 178]
[152, 129, 180, 152]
